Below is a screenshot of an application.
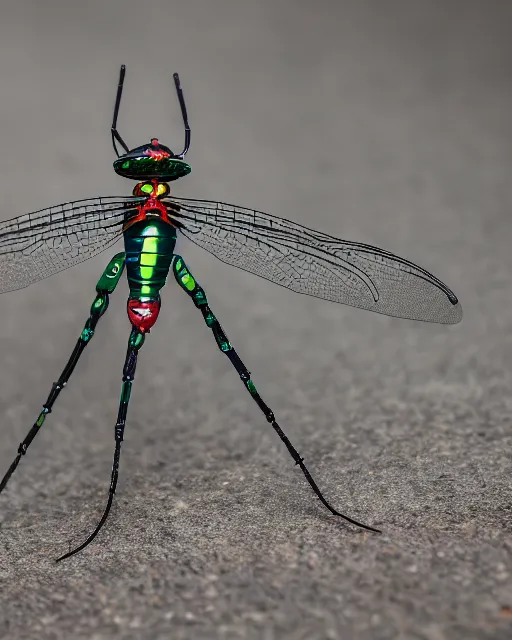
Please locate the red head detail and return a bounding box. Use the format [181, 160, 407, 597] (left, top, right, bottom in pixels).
[145, 140, 171, 161]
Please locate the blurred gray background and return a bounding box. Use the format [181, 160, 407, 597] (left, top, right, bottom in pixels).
[0, 1, 511, 638]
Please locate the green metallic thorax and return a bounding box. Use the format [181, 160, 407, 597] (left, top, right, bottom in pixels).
[123, 219, 177, 300]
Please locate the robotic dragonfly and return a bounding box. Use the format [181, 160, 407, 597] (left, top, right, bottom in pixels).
[0, 66, 462, 561]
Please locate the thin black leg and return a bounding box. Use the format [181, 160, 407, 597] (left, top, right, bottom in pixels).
[0, 253, 126, 496]
[56, 326, 145, 562]
[171, 256, 381, 533]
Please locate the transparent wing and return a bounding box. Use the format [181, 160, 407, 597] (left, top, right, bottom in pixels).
[0, 196, 144, 293]
[168, 198, 462, 324]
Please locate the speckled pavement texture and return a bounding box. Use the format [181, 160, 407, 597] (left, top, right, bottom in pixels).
[0, 1, 511, 638]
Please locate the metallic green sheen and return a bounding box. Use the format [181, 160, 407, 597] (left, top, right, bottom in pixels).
[193, 289, 206, 306]
[247, 380, 257, 395]
[114, 156, 191, 181]
[91, 294, 108, 317]
[120, 381, 131, 404]
[81, 326, 95, 342]
[129, 331, 146, 349]
[124, 220, 177, 299]
[96, 252, 126, 293]
[181, 273, 196, 291]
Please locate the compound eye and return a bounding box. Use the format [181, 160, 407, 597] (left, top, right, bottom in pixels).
[156, 183, 170, 197]
[132, 182, 153, 196]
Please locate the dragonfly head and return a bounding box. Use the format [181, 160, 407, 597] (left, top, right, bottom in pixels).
[113, 138, 191, 181]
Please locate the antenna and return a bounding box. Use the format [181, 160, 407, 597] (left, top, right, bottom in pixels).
[172, 72, 191, 158]
[111, 65, 130, 157]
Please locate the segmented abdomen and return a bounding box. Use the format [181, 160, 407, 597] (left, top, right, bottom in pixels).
[123, 219, 177, 300]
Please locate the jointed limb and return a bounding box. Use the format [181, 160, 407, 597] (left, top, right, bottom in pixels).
[0, 253, 126, 496]
[171, 256, 380, 533]
[56, 326, 145, 562]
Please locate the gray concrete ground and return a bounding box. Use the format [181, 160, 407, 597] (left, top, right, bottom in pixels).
[0, 1, 511, 638]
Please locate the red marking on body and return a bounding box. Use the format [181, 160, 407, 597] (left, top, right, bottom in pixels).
[124, 180, 174, 231]
[127, 298, 161, 333]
